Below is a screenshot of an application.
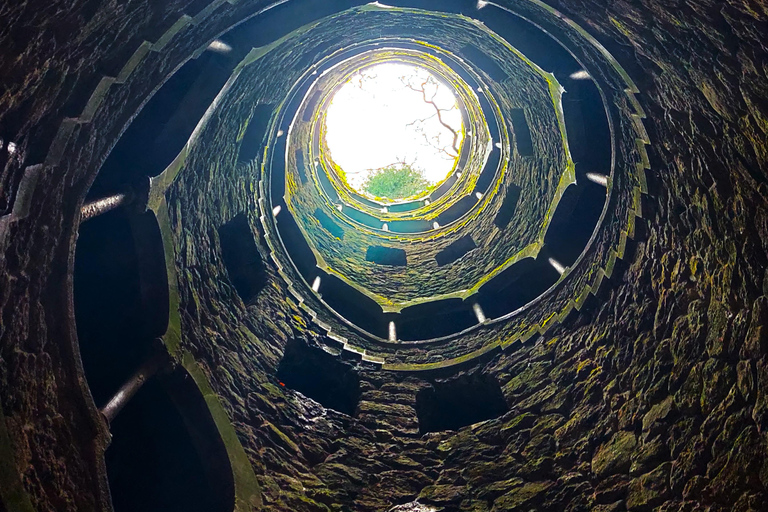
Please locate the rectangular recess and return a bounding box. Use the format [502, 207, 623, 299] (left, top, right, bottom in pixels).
[314, 208, 344, 240]
[493, 185, 521, 229]
[316, 165, 339, 202]
[460, 45, 507, 82]
[218, 213, 267, 303]
[416, 373, 509, 433]
[388, 219, 432, 234]
[388, 201, 422, 214]
[344, 208, 381, 229]
[239, 103, 275, 162]
[365, 246, 407, 266]
[302, 90, 322, 122]
[277, 339, 361, 416]
[474, 144, 501, 192]
[562, 98, 587, 161]
[436, 195, 477, 226]
[295, 149, 308, 184]
[510, 108, 534, 157]
[435, 235, 477, 267]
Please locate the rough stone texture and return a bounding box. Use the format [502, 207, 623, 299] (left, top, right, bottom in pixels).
[1, 0, 768, 512]
[281, 11, 570, 306]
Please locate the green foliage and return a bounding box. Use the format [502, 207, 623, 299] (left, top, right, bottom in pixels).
[362, 165, 430, 199]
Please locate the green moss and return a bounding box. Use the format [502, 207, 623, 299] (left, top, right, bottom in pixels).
[591, 431, 637, 476]
[503, 362, 549, 396]
[491, 481, 552, 511]
[501, 413, 537, 434]
[264, 422, 301, 454]
[419, 484, 466, 503]
[153, 199, 183, 356]
[626, 463, 671, 510]
[362, 165, 432, 201]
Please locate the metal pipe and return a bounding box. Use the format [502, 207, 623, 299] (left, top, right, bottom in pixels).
[100, 354, 163, 423]
[81, 193, 129, 221]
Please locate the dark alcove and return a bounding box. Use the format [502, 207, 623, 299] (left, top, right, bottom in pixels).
[106, 376, 232, 512]
[493, 184, 521, 229]
[435, 194, 478, 226]
[319, 273, 389, 339]
[238, 103, 276, 163]
[365, 245, 407, 266]
[416, 373, 509, 433]
[74, 209, 167, 406]
[87, 50, 238, 200]
[509, 109, 534, 157]
[397, 298, 478, 341]
[435, 235, 477, 266]
[543, 178, 606, 266]
[218, 213, 268, 304]
[276, 208, 319, 279]
[276, 338, 361, 416]
[314, 207, 345, 239]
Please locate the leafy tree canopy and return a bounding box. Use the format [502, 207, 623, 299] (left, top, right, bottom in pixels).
[362, 165, 430, 200]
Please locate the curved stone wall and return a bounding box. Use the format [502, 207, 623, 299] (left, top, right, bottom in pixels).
[1, 0, 767, 511]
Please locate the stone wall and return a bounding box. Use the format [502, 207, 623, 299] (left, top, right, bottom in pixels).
[1, 0, 767, 511]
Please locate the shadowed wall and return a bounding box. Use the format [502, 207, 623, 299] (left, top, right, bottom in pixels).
[1, 0, 767, 511]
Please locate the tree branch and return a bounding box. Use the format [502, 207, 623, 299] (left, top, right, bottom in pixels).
[401, 75, 461, 157]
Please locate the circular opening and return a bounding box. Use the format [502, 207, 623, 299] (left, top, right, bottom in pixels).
[324, 62, 464, 202]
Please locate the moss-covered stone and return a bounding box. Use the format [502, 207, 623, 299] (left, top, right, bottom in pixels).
[741, 297, 768, 359]
[418, 484, 466, 504]
[705, 299, 731, 358]
[626, 463, 671, 510]
[490, 481, 552, 511]
[642, 397, 676, 433]
[592, 431, 638, 477]
[702, 426, 766, 505]
[630, 437, 667, 477]
[752, 357, 768, 433]
[4, 0, 768, 511]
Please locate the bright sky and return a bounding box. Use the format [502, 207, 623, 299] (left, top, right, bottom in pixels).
[324, 62, 464, 194]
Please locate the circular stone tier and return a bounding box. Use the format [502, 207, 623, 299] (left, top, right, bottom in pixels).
[266, 8, 580, 313]
[159, 1, 647, 366]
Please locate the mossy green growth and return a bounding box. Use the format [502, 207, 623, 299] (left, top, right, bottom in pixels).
[492, 481, 552, 511]
[363, 165, 432, 200]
